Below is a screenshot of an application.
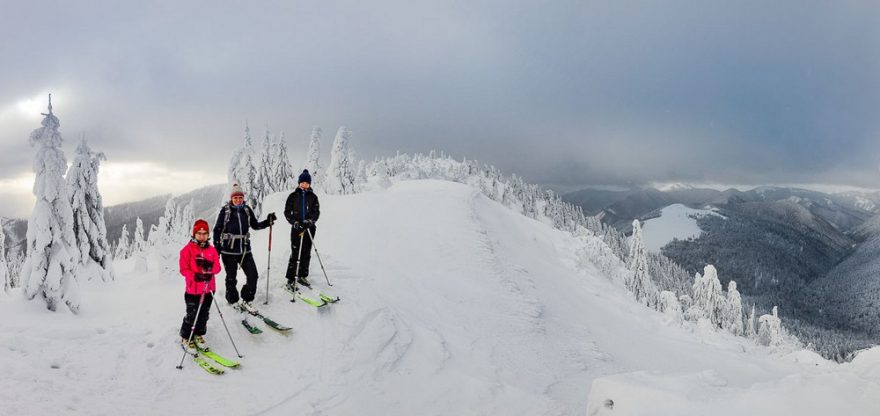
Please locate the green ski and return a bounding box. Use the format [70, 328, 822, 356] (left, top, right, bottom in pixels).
[319, 292, 340, 303]
[236, 302, 293, 331]
[195, 345, 240, 368]
[284, 283, 326, 307]
[193, 355, 225, 375]
[242, 319, 263, 334]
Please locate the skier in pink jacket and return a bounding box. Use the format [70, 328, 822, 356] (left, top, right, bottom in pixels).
[179, 218, 222, 350]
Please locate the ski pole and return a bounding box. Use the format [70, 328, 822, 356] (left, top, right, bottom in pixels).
[264, 224, 273, 305]
[291, 231, 306, 299]
[306, 228, 332, 287]
[210, 291, 243, 358]
[176, 290, 207, 370]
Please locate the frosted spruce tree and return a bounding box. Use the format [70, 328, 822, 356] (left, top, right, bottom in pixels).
[758, 306, 784, 347]
[325, 126, 356, 195]
[67, 139, 114, 282]
[250, 127, 274, 216]
[228, 123, 259, 206]
[746, 304, 757, 338]
[303, 126, 323, 187]
[627, 220, 658, 306]
[722, 280, 744, 335]
[272, 131, 295, 192]
[153, 198, 181, 278]
[355, 159, 367, 192]
[133, 217, 145, 254]
[20, 95, 80, 313]
[114, 224, 130, 260]
[0, 228, 8, 292]
[690, 265, 724, 326]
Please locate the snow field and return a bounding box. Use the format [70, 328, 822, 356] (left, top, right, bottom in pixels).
[2, 179, 878, 415]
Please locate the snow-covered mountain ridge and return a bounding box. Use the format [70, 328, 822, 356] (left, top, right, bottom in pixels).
[2, 179, 878, 415]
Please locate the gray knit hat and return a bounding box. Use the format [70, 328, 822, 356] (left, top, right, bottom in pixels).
[231, 182, 245, 198]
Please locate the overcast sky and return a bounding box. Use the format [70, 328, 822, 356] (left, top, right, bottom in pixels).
[1, 1, 878, 218]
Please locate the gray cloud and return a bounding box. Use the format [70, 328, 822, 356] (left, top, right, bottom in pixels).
[0, 0, 878, 218]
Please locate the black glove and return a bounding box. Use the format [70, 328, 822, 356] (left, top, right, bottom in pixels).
[302, 219, 314, 228]
[195, 272, 212, 282]
[292, 221, 304, 233]
[195, 256, 213, 272]
[267, 212, 277, 224]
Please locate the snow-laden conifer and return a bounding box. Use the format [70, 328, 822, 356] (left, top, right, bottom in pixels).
[722, 281, 744, 335]
[114, 224, 130, 260]
[20, 95, 80, 313]
[303, 126, 323, 187]
[67, 138, 114, 282]
[325, 126, 356, 195]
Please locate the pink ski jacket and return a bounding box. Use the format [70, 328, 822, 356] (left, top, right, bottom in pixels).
[179, 240, 222, 295]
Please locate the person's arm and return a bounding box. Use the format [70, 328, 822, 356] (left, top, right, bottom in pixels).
[308, 194, 320, 223]
[284, 193, 296, 225]
[249, 206, 270, 230]
[179, 247, 195, 280]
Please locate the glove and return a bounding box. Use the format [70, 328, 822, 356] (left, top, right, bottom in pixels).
[302, 219, 314, 228]
[266, 212, 277, 224]
[195, 272, 212, 282]
[292, 221, 304, 233]
[195, 256, 213, 272]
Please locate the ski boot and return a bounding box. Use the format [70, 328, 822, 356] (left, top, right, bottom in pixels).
[296, 276, 312, 288]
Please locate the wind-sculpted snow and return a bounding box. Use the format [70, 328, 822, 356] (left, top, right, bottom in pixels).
[2, 179, 877, 415]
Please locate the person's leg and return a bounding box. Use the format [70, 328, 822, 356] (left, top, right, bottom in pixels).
[222, 254, 241, 304]
[285, 232, 304, 283]
[240, 252, 260, 302]
[194, 294, 213, 336]
[180, 293, 199, 339]
[299, 228, 316, 277]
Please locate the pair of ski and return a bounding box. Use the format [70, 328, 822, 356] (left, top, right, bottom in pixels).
[284, 282, 340, 307]
[181, 343, 240, 375]
[235, 303, 293, 334]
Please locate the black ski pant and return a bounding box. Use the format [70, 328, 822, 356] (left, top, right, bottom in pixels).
[285, 227, 316, 282]
[221, 252, 260, 304]
[180, 293, 213, 339]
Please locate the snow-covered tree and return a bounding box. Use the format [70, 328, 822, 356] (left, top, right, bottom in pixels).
[355, 159, 367, 191]
[115, 224, 130, 260]
[20, 95, 80, 313]
[758, 306, 784, 347]
[272, 131, 295, 192]
[690, 265, 724, 326]
[627, 220, 658, 307]
[722, 280, 744, 335]
[658, 290, 683, 324]
[228, 123, 259, 206]
[67, 138, 114, 282]
[153, 198, 184, 278]
[303, 126, 323, 187]
[746, 304, 757, 338]
[250, 127, 274, 215]
[7, 250, 23, 290]
[132, 217, 145, 254]
[0, 228, 8, 292]
[325, 126, 356, 195]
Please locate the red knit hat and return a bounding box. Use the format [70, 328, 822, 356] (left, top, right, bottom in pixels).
[192, 218, 210, 236]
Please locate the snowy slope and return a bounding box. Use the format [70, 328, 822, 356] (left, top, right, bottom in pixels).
[1, 180, 879, 415]
[639, 204, 722, 252]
